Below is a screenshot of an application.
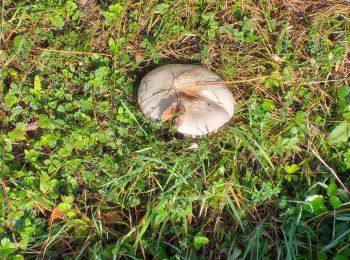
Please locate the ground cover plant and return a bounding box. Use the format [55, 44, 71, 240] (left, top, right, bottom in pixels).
[1, 0, 350, 259]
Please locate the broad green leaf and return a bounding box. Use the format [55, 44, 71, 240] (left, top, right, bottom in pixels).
[329, 195, 341, 209]
[264, 71, 281, 88]
[327, 182, 337, 196]
[58, 144, 72, 158]
[13, 36, 27, 50]
[261, 99, 275, 111]
[0, 238, 16, 258]
[65, 1, 77, 14]
[38, 114, 51, 128]
[10, 255, 23, 260]
[50, 15, 65, 28]
[284, 164, 299, 174]
[316, 251, 326, 260]
[40, 173, 57, 193]
[4, 93, 17, 109]
[327, 121, 350, 144]
[10, 106, 23, 120]
[333, 255, 349, 260]
[108, 37, 115, 47]
[8, 122, 26, 141]
[24, 149, 40, 162]
[304, 195, 327, 213]
[338, 86, 350, 100]
[193, 235, 209, 249]
[34, 75, 41, 91]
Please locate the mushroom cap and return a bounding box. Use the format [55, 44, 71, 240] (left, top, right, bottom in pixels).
[138, 64, 235, 137]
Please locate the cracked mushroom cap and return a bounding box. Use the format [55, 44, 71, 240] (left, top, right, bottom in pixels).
[138, 64, 235, 137]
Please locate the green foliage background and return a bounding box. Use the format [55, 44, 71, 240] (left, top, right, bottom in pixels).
[1, 0, 350, 259]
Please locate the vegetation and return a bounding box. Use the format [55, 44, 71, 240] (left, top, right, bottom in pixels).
[1, 0, 350, 259]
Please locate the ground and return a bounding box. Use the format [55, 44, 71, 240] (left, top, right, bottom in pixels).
[0, 0, 350, 259]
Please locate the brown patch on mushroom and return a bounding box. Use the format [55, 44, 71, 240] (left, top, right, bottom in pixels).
[161, 102, 179, 122]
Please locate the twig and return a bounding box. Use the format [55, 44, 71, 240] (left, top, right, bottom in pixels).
[0, 54, 8, 204]
[0, 137, 7, 203]
[0, 0, 10, 224]
[302, 77, 350, 85]
[29, 48, 112, 57]
[311, 148, 350, 194]
[0, 0, 4, 47]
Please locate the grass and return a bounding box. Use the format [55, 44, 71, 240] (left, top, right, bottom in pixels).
[0, 0, 350, 259]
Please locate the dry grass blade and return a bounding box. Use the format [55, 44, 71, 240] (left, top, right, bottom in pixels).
[281, 0, 350, 13]
[311, 148, 350, 194]
[29, 48, 112, 57]
[0, 0, 4, 48]
[0, 139, 7, 209]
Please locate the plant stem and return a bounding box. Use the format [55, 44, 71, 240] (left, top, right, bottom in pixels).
[311, 148, 350, 194]
[0, 134, 8, 207]
[0, 0, 4, 47]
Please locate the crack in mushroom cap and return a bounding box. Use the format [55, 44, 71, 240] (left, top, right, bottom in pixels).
[138, 64, 235, 136]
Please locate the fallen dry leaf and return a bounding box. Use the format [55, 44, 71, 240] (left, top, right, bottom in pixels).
[78, 0, 94, 8]
[48, 207, 64, 225]
[188, 142, 198, 150]
[134, 51, 144, 64]
[99, 210, 124, 224]
[25, 121, 38, 131]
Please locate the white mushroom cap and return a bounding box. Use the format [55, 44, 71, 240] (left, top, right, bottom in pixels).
[138, 64, 235, 137]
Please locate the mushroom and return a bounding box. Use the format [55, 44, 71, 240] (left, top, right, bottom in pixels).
[138, 64, 235, 137]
